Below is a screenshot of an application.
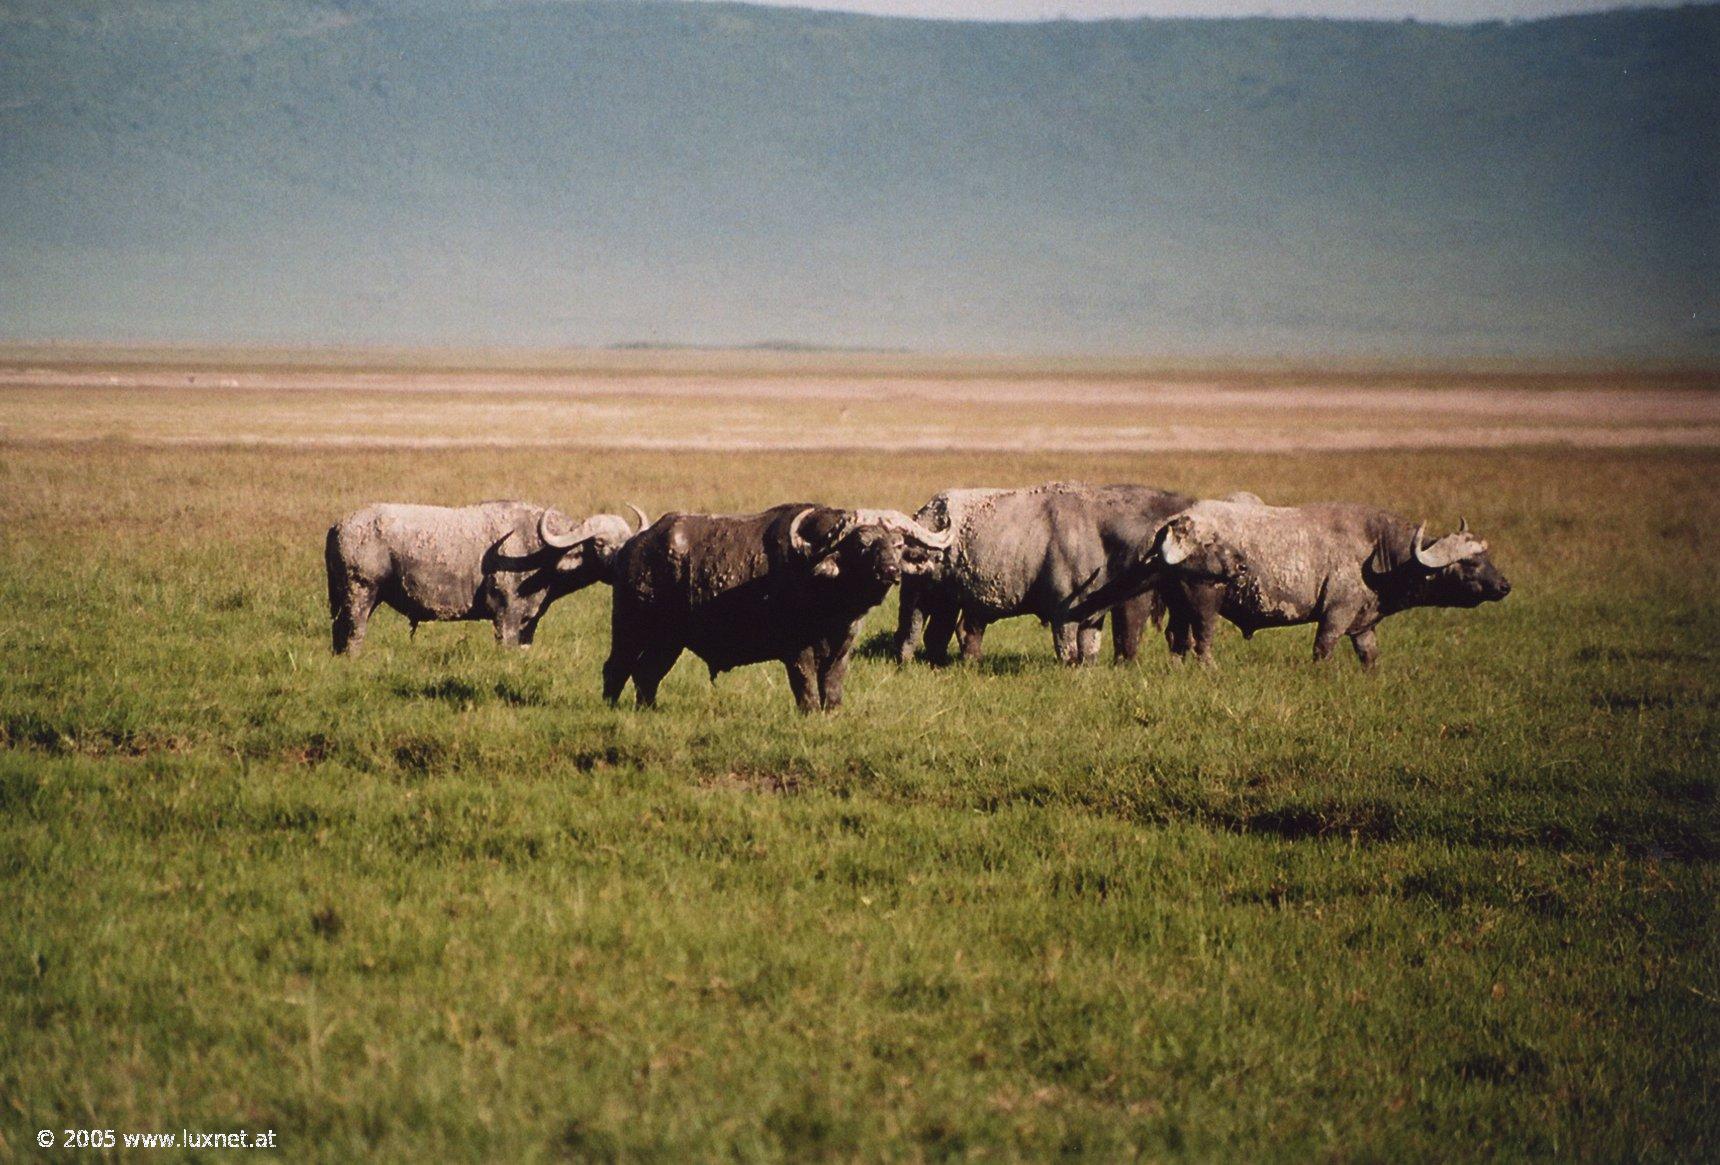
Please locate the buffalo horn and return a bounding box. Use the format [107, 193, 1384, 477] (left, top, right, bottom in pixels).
[1412, 521, 1475, 569]
[1157, 518, 1191, 565]
[1410, 522, 1433, 567]
[539, 511, 594, 549]
[787, 506, 820, 555]
[850, 508, 954, 550]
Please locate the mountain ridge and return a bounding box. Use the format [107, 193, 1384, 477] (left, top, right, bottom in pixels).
[2, 0, 1715, 359]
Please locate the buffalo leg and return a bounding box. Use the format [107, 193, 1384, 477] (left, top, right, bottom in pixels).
[1161, 585, 1197, 660]
[818, 627, 860, 710]
[819, 652, 851, 710]
[1077, 618, 1103, 665]
[1051, 621, 1081, 665]
[1187, 584, 1222, 665]
[1165, 608, 1192, 660]
[1111, 596, 1148, 663]
[958, 615, 988, 663]
[1191, 619, 1218, 665]
[785, 649, 821, 713]
[1350, 627, 1380, 670]
[893, 579, 926, 664]
[603, 611, 646, 705]
[630, 640, 683, 708]
[602, 649, 639, 704]
[923, 605, 959, 666]
[1312, 602, 1364, 663]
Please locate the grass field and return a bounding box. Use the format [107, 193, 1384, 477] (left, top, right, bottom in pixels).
[2, 376, 1717, 1158]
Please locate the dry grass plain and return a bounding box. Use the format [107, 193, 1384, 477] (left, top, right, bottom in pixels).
[2, 347, 1715, 452]
[1, 348, 1716, 1159]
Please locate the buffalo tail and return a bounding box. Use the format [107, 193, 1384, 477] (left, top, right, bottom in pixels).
[324, 525, 346, 621]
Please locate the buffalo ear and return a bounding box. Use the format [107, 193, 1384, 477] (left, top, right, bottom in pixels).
[1366, 538, 1397, 578]
[812, 558, 842, 578]
[492, 529, 536, 565]
[1367, 529, 1420, 579]
[1157, 517, 1197, 566]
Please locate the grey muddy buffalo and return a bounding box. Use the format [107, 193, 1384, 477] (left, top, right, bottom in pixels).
[893, 483, 1195, 666]
[1076, 498, 1511, 667]
[604, 504, 951, 711]
[325, 501, 645, 654]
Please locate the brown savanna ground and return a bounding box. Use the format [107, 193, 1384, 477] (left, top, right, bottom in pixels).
[2, 345, 1714, 452]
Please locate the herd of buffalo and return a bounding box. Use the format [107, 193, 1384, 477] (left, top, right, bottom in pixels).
[324, 482, 1512, 712]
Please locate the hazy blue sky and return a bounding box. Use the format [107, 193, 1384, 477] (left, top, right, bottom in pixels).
[683, 1, 1697, 21]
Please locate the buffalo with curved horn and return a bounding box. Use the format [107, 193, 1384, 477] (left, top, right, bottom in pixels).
[540, 503, 649, 550]
[604, 503, 949, 711]
[892, 483, 1197, 667]
[326, 500, 645, 653]
[1077, 499, 1510, 667]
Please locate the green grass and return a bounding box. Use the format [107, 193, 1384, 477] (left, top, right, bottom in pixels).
[2, 445, 1716, 1160]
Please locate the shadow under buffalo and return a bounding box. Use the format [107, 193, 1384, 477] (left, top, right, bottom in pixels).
[856, 629, 1062, 677]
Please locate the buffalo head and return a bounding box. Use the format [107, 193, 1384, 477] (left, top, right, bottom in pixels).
[788, 507, 952, 587]
[1156, 513, 1245, 578]
[538, 503, 648, 583]
[1371, 517, 1511, 608]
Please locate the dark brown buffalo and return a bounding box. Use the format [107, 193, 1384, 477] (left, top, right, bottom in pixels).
[603, 504, 951, 711]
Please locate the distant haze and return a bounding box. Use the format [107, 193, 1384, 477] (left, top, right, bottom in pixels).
[1, 0, 1715, 360]
[679, 1, 1704, 21]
